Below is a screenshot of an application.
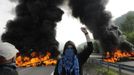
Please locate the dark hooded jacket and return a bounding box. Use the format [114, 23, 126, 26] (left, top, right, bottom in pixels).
[54, 42, 93, 75]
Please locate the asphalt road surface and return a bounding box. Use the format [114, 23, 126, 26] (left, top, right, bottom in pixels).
[17, 54, 134, 75]
[17, 66, 55, 75]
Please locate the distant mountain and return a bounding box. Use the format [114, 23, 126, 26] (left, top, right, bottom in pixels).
[114, 11, 134, 26]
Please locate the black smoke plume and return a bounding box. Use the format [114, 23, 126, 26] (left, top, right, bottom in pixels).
[69, 0, 134, 56]
[2, 0, 64, 57]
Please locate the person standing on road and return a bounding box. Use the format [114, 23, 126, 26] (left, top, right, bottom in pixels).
[54, 27, 93, 75]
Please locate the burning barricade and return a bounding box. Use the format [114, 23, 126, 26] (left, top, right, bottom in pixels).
[104, 48, 134, 63]
[16, 51, 57, 67]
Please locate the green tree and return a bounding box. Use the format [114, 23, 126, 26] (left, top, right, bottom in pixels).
[116, 11, 134, 44]
[120, 15, 134, 33]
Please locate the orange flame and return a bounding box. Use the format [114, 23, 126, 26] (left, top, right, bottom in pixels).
[104, 48, 134, 63]
[16, 52, 57, 67]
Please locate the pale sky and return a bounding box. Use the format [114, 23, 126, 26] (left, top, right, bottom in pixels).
[106, 0, 134, 19]
[0, 0, 134, 48]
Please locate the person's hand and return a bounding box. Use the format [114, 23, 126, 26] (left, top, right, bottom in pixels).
[81, 27, 88, 34]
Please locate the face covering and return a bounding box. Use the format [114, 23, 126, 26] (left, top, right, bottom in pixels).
[64, 48, 75, 58]
[64, 48, 75, 73]
[58, 48, 79, 75]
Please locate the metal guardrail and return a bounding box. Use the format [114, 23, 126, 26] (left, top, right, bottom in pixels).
[89, 59, 134, 75]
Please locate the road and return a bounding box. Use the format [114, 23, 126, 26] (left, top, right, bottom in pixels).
[17, 54, 134, 75]
[17, 66, 55, 75]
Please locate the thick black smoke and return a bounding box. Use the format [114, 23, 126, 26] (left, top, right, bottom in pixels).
[2, 0, 64, 56]
[3, 0, 134, 57]
[69, 0, 133, 56]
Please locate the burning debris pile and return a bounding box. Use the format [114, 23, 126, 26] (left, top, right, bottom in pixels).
[104, 40, 134, 63]
[69, 0, 134, 62]
[104, 48, 134, 63]
[16, 51, 57, 67]
[2, 0, 64, 63]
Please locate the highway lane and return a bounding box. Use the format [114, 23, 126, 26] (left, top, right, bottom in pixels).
[17, 66, 55, 75]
